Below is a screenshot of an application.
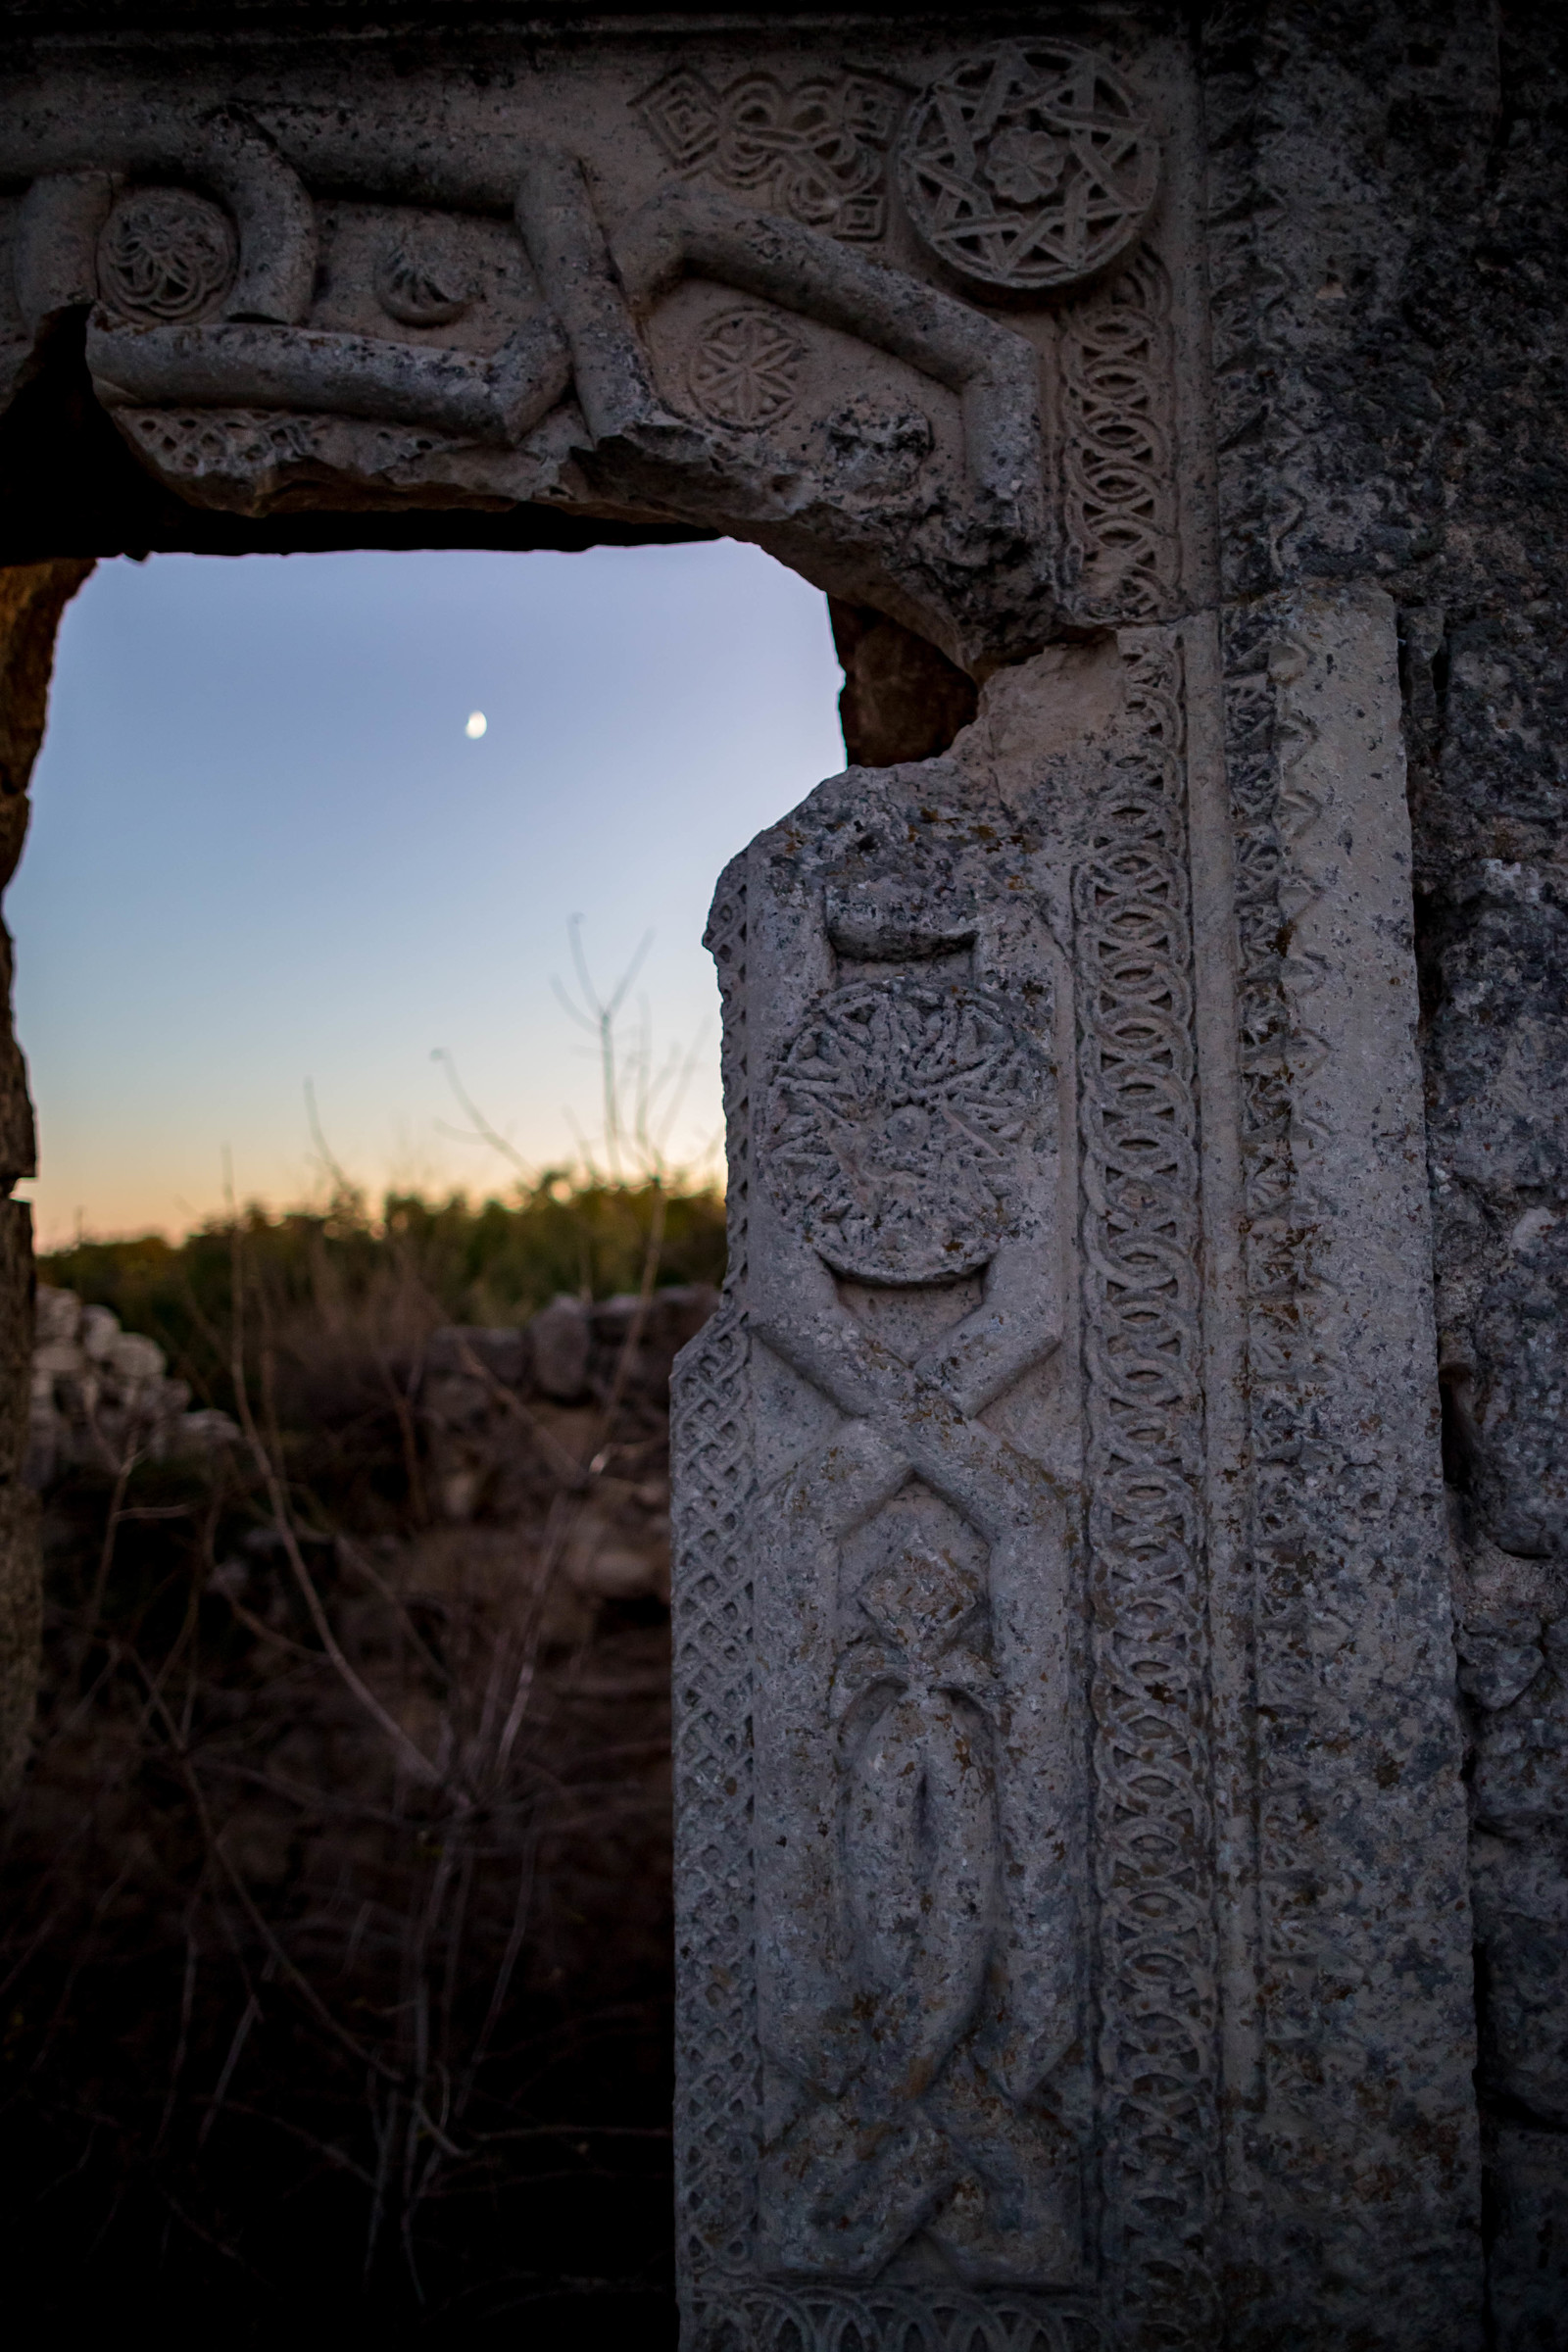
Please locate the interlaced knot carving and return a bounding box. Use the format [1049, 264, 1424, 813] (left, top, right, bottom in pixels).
[1075, 632, 1217, 2347]
[762, 979, 1046, 1285]
[753, 1305, 1057, 2263]
[750, 927, 1070, 2282]
[700, 2282, 1106, 2352]
[635, 69, 898, 241]
[1061, 252, 1178, 622]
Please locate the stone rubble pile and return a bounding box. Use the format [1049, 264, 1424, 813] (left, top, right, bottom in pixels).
[24, 1278, 717, 1619]
[419, 1284, 717, 1604]
[26, 1285, 240, 1489]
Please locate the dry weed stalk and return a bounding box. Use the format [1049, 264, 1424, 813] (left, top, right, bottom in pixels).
[0, 1194, 682, 2331]
[0, 936, 715, 2328]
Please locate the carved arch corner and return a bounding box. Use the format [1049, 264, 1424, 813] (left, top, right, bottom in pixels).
[0, 31, 1186, 674]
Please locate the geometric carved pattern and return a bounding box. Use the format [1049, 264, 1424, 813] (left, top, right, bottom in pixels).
[1074, 631, 1217, 2348]
[97, 185, 237, 323]
[635, 69, 897, 241]
[115, 407, 319, 482]
[1060, 252, 1178, 622]
[688, 307, 806, 431]
[699, 2283, 1106, 2352]
[897, 42, 1157, 293]
[670, 864, 760, 2314]
[760, 978, 1045, 1284]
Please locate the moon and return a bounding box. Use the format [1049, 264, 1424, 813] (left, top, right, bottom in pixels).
[465, 710, 487, 739]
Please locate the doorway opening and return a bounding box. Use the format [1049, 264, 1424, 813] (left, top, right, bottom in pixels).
[0, 535, 974, 2339]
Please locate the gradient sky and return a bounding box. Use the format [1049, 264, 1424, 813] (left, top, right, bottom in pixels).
[11, 543, 847, 1245]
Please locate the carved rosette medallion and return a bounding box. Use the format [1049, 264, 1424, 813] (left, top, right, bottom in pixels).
[897, 42, 1156, 293]
[96, 187, 238, 323]
[687, 307, 806, 429]
[761, 978, 1043, 1283]
[374, 219, 475, 327]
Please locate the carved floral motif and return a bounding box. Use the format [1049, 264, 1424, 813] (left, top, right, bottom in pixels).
[634, 69, 898, 240]
[96, 186, 237, 322]
[687, 306, 805, 430]
[897, 42, 1157, 293]
[762, 978, 1044, 1284]
[373, 217, 475, 327]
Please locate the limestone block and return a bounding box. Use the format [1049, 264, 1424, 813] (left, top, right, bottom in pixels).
[0, 34, 1200, 669]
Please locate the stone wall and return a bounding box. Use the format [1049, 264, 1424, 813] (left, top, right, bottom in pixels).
[419, 1285, 716, 1604]
[27, 1283, 239, 1487]
[0, 560, 90, 1799]
[1200, 9, 1568, 2331]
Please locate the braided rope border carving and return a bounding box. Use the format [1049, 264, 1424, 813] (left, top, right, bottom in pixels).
[1060, 252, 1179, 624]
[1076, 631, 1217, 2346]
[672, 861, 760, 2332]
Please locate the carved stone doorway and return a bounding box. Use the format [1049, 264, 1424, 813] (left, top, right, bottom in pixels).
[0, 16, 1490, 2351]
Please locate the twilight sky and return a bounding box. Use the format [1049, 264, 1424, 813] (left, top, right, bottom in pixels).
[11, 543, 847, 1245]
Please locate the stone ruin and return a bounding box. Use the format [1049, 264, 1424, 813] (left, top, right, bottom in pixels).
[26, 1282, 239, 1486]
[25, 1278, 716, 1612]
[419, 1284, 716, 1602]
[0, 6, 1561, 2346]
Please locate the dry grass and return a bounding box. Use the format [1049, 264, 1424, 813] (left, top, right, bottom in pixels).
[0, 1188, 703, 2339]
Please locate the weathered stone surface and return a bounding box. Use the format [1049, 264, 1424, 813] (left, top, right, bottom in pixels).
[0, 557, 89, 1800]
[828, 601, 977, 769]
[674, 592, 1477, 2347]
[0, 6, 1564, 2341]
[1198, 13, 1568, 2331]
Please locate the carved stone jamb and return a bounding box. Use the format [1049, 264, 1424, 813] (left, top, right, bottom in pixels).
[673, 646, 1120, 2352]
[664, 24, 1481, 2328]
[0, 558, 92, 1803]
[1213, 585, 1480, 2342]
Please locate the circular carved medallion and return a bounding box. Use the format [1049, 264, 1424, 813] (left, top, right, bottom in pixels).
[97, 187, 238, 324]
[762, 979, 1045, 1284]
[896, 41, 1156, 294]
[374, 219, 476, 328]
[687, 306, 805, 430]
